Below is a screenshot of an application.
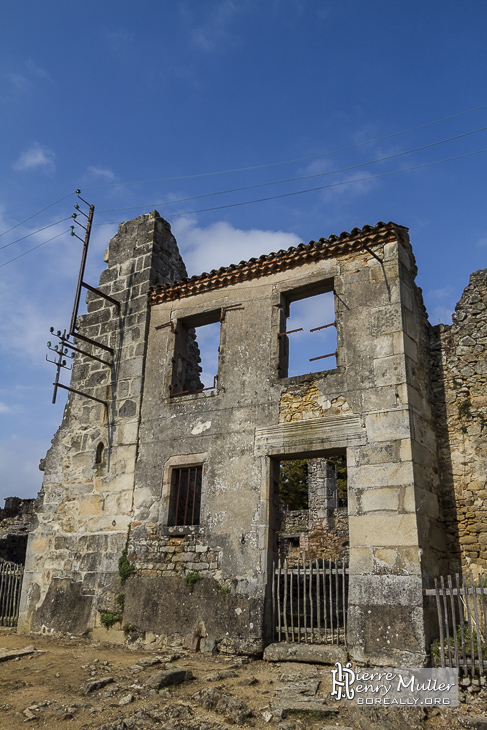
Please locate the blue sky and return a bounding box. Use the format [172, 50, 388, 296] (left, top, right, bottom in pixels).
[0, 1, 486, 503]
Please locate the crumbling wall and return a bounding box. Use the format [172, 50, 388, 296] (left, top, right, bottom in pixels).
[431, 269, 487, 574]
[19, 211, 190, 635]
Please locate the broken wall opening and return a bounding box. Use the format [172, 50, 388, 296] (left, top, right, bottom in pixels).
[171, 310, 221, 396]
[274, 454, 349, 566]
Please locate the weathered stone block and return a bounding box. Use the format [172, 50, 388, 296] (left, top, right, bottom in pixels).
[349, 513, 419, 547]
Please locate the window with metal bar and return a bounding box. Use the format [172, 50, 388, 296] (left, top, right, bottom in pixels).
[278, 287, 337, 378]
[168, 466, 202, 526]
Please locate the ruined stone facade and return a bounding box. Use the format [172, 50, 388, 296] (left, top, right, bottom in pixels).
[18, 212, 487, 667]
[431, 270, 487, 575]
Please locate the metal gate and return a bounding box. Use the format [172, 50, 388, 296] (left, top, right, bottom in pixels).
[272, 557, 348, 644]
[0, 560, 24, 627]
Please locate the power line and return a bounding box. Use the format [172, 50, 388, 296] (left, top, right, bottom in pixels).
[2, 104, 485, 242]
[0, 229, 69, 269]
[82, 103, 487, 191]
[0, 218, 72, 251]
[3, 148, 485, 261]
[0, 193, 74, 238]
[98, 126, 487, 214]
[94, 147, 487, 224]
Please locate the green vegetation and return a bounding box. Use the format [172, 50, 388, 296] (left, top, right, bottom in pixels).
[458, 398, 472, 418]
[185, 571, 202, 591]
[279, 455, 347, 510]
[118, 549, 135, 583]
[119, 528, 136, 584]
[100, 611, 120, 629]
[279, 459, 308, 509]
[431, 624, 487, 664]
[116, 593, 125, 611]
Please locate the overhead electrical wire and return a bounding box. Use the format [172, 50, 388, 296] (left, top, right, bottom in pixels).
[1, 148, 485, 265]
[0, 104, 485, 255]
[0, 229, 69, 269]
[0, 193, 74, 238]
[0, 104, 485, 240]
[97, 126, 487, 214]
[82, 103, 487, 191]
[94, 148, 487, 224]
[0, 217, 72, 251]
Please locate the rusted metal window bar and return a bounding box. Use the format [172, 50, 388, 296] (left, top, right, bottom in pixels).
[170, 466, 202, 526]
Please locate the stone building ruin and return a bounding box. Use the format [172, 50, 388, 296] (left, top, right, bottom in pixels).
[18, 211, 487, 667]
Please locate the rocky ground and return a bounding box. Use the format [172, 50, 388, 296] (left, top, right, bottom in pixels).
[1, 629, 487, 729]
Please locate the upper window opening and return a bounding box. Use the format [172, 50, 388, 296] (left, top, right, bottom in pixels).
[279, 289, 336, 378]
[168, 465, 202, 526]
[171, 311, 221, 397]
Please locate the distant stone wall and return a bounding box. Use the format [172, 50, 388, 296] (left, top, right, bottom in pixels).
[0, 498, 35, 564]
[431, 269, 487, 573]
[279, 507, 349, 564]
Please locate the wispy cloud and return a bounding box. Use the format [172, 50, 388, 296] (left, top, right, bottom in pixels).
[25, 59, 52, 82]
[13, 143, 56, 172]
[87, 166, 115, 180]
[105, 29, 135, 56]
[7, 59, 52, 91]
[427, 285, 454, 300]
[172, 217, 301, 275]
[188, 0, 245, 53]
[0, 402, 11, 414]
[477, 236, 487, 249]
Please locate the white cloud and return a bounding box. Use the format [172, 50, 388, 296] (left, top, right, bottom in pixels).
[0, 402, 11, 414]
[13, 143, 55, 172]
[87, 166, 115, 180]
[477, 236, 487, 249]
[172, 217, 302, 276]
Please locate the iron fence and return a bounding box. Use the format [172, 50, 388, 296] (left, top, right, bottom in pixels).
[272, 557, 348, 644]
[0, 560, 24, 627]
[424, 573, 487, 677]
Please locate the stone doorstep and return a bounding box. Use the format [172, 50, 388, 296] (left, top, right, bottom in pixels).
[264, 642, 348, 665]
[0, 646, 36, 662]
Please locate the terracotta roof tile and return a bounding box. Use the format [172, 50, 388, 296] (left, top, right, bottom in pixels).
[149, 220, 408, 305]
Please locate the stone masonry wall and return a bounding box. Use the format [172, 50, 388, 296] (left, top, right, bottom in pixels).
[431, 269, 487, 574]
[19, 211, 189, 635]
[131, 528, 221, 579]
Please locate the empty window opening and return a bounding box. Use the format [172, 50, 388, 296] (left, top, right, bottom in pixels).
[279, 290, 337, 378]
[171, 312, 221, 396]
[168, 465, 202, 526]
[95, 442, 104, 465]
[275, 455, 348, 564]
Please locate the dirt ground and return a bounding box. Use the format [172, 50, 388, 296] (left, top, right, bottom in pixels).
[1, 629, 487, 730]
